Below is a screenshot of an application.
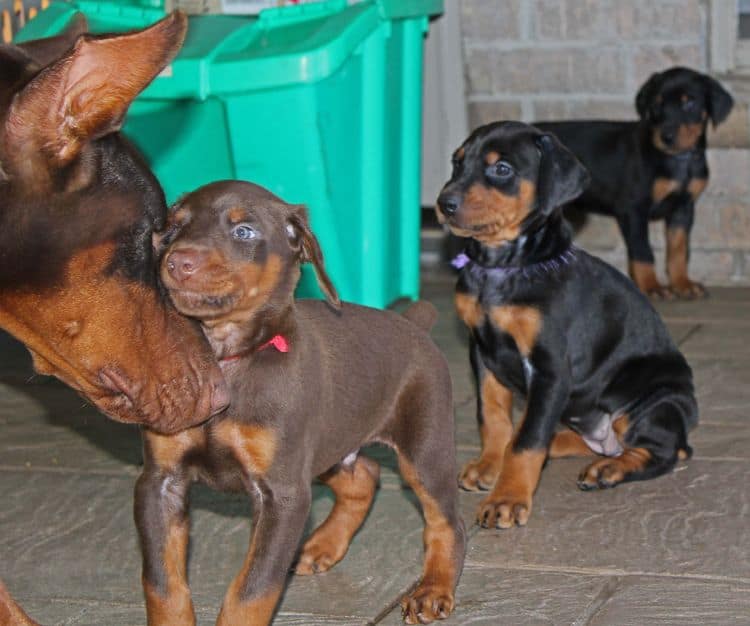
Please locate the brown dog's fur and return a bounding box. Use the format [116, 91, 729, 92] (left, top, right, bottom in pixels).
[136, 180, 466, 625]
[0, 14, 230, 624]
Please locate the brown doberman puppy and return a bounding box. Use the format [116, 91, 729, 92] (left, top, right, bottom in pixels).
[0, 14, 228, 625]
[141, 180, 466, 625]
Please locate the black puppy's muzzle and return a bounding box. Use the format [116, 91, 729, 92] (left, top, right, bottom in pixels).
[437, 192, 462, 217]
[660, 127, 677, 148]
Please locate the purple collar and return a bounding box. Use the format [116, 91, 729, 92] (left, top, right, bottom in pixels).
[452, 248, 577, 281]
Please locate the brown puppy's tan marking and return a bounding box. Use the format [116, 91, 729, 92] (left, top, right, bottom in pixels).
[296, 456, 380, 575]
[398, 457, 460, 625]
[143, 521, 195, 626]
[213, 422, 277, 477]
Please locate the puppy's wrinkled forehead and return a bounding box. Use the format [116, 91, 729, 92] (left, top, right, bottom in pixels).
[174, 180, 292, 232]
[457, 122, 541, 177]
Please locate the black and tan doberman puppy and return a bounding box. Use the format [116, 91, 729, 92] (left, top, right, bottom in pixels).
[141, 180, 466, 625]
[535, 67, 733, 299]
[0, 14, 228, 625]
[437, 121, 697, 531]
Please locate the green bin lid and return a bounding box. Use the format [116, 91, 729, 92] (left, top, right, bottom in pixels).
[15, 0, 443, 100]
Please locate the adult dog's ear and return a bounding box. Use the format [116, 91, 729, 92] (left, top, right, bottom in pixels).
[534, 133, 590, 215]
[703, 75, 734, 127]
[635, 72, 662, 120]
[8, 11, 186, 166]
[287, 208, 341, 310]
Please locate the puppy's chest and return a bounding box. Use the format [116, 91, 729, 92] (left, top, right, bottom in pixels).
[455, 286, 540, 391]
[649, 154, 708, 212]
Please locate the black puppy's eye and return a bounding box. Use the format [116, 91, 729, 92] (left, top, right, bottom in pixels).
[681, 95, 697, 111]
[231, 223, 257, 241]
[488, 161, 514, 180]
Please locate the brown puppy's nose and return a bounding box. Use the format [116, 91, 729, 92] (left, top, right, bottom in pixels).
[166, 248, 204, 283]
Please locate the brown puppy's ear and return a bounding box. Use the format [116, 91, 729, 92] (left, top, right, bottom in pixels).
[152, 201, 191, 257]
[703, 75, 734, 127]
[287, 208, 341, 310]
[9, 11, 187, 166]
[635, 72, 662, 120]
[16, 12, 88, 68]
[534, 133, 590, 215]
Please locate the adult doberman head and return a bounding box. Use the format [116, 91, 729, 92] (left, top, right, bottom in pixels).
[0, 13, 229, 433]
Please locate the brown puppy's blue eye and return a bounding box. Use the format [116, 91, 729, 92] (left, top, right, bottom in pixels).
[231, 224, 257, 241]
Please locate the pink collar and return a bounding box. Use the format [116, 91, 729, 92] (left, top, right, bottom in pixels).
[219, 334, 289, 364]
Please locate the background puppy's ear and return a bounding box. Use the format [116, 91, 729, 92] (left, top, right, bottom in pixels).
[287, 208, 341, 310]
[534, 133, 590, 214]
[703, 75, 734, 127]
[635, 72, 661, 120]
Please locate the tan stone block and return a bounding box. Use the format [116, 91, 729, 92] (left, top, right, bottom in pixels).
[463, 48, 495, 94]
[531, 0, 564, 39]
[707, 102, 750, 149]
[704, 149, 750, 198]
[468, 100, 523, 129]
[633, 45, 705, 87]
[460, 0, 522, 42]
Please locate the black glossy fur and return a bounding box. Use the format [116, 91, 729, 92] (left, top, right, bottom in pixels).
[437, 121, 698, 530]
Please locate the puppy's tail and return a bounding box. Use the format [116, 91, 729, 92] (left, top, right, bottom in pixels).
[401, 300, 438, 332]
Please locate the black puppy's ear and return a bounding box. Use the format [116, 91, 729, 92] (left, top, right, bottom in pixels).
[287, 208, 341, 311]
[534, 133, 590, 214]
[635, 72, 662, 120]
[703, 75, 734, 127]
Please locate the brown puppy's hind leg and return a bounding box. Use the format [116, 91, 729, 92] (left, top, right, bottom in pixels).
[296, 456, 380, 575]
[397, 453, 466, 625]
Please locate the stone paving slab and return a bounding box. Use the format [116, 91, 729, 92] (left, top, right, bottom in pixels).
[377, 568, 609, 626]
[587, 576, 750, 626]
[463, 458, 750, 582]
[2, 280, 750, 625]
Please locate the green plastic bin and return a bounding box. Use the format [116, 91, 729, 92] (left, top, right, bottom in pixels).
[17, 0, 443, 308]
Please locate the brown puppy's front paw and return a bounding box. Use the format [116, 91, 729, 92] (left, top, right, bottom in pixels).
[577, 458, 627, 490]
[401, 583, 455, 624]
[476, 493, 532, 529]
[295, 538, 344, 575]
[458, 457, 501, 491]
[669, 279, 707, 300]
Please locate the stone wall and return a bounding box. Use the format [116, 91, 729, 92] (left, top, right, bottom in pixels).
[457, 0, 750, 286]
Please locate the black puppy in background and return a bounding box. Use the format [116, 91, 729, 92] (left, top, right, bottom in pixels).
[536, 67, 733, 299]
